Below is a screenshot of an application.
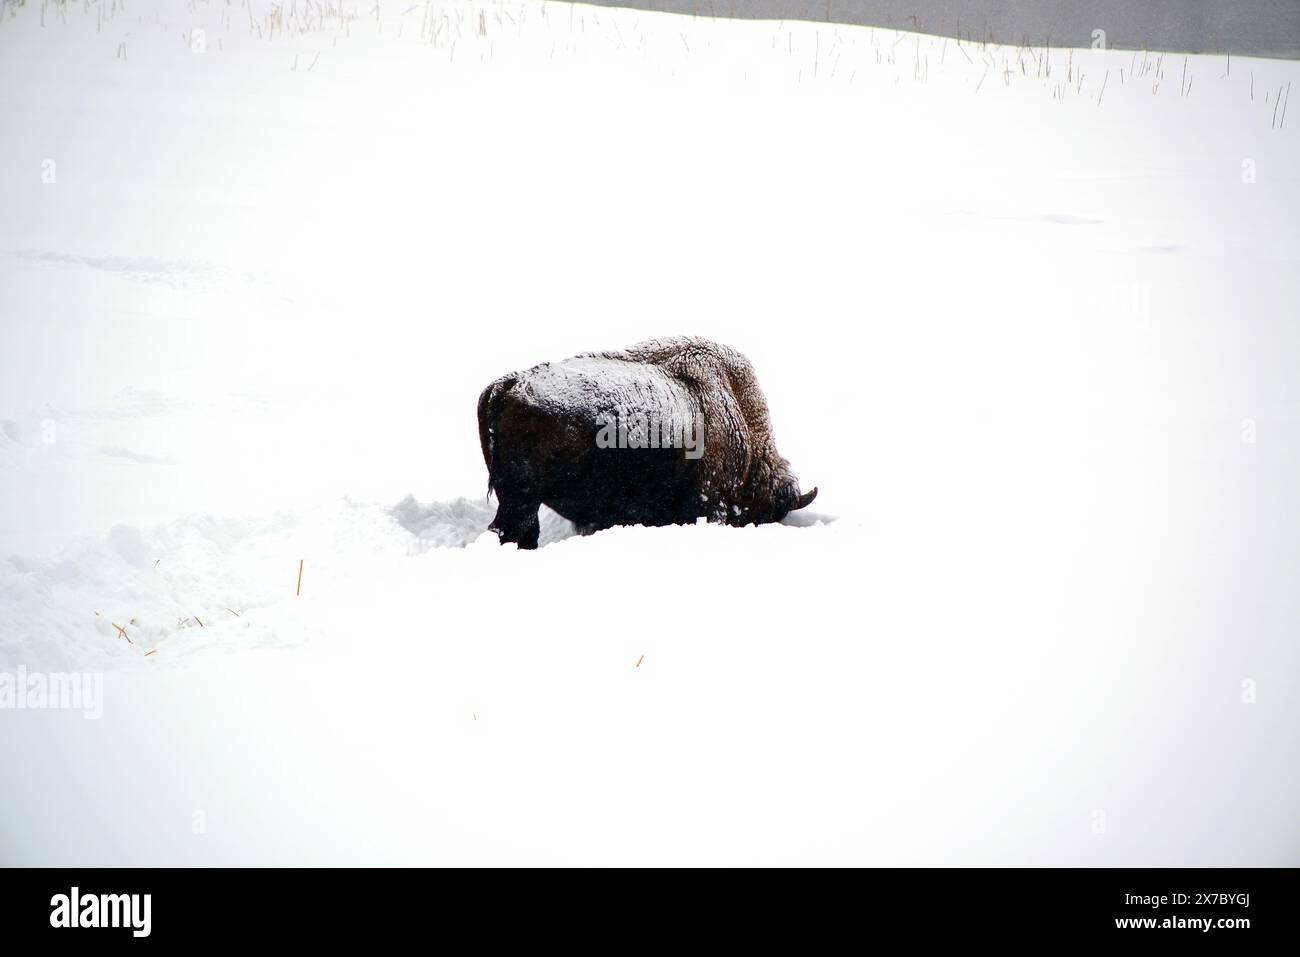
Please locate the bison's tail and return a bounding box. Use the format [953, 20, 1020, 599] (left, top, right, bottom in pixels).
[477, 374, 517, 499]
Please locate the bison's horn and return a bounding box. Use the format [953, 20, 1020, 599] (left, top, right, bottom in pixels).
[793, 487, 818, 510]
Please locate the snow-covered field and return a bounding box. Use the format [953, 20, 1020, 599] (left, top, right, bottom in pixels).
[1, 0, 1297, 865]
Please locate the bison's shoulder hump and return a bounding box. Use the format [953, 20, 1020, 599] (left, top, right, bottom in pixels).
[582, 337, 755, 384]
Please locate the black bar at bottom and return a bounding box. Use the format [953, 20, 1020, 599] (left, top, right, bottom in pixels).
[0, 867, 1291, 943]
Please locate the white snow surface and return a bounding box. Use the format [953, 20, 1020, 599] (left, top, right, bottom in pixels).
[1, 1, 1298, 865]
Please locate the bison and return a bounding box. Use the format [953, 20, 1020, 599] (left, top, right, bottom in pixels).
[476, 336, 817, 548]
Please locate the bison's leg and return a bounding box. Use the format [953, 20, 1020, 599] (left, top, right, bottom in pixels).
[490, 496, 541, 550]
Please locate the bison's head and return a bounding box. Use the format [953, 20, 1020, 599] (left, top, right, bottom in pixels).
[742, 455, 818, 525]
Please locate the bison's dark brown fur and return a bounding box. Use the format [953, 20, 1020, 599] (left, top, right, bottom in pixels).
[477, 336, 816, 548]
